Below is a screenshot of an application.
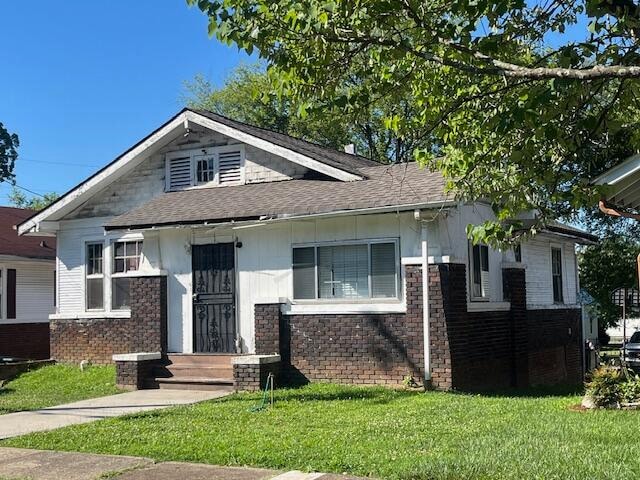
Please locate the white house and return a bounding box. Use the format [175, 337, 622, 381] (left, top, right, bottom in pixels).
[1, 206, 55, 359]
[18, 109, 595, 391]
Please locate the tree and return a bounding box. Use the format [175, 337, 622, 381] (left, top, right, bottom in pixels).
[580, 236, 640, 332]
[183, 64, 435, 163]
[187, 0, 640, 245]
[8, 187, 59, 211]
[0, 122, 19, 184]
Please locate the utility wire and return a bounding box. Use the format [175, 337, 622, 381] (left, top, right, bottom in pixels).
[17, 157, 101, 168]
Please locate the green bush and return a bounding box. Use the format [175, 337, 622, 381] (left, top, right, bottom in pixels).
[586, 366, 640, 407]
[586, 366, 624, 407]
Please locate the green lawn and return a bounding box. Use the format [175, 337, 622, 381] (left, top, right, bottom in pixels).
[0, 364, 120, 414]
[3, 383, 640, 479]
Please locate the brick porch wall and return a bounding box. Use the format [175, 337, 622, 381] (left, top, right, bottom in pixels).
[268, 265, 425, 386]
[50, 275, 167, 365]
[0, 323, 50, 360]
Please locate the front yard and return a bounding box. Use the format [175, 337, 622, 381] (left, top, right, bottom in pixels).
[0, 364, 120, 414]
[3, 383, 639, 479]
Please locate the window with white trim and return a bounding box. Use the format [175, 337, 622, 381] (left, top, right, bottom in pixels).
[112, 240, 142, 310]
[85, 243, 104, 310]
[551, 247, 564, 303]
[166, 146, 244, 191]
[470, 243, 490, 300]
[292, 240, 399, 300]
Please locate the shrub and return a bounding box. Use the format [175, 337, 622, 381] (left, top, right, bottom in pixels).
[620, 376, 640, 404]
[585, 366, 624, 407]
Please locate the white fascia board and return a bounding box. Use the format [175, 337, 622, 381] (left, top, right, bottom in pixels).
[185, 111, 363, 182]
[17, 113, 189, 236]
[594, 153, 640, 186]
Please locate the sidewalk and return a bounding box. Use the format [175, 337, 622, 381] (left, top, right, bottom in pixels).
[0, 389, 230, 439]
[0, 448, 368, 480]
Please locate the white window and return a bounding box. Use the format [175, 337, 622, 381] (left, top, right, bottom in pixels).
[85, 243, 104, 310]
[292, 240, 399, 300]
[551, 247, 564, 303]
[470, 243, 490, 300]
[112, 240, 142, 310]
[166, 146, 244, 191]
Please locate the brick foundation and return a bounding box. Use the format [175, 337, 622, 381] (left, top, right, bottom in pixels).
[233, 355, 281, 392]
[50, 275, 167, 364]
[0, 323, 50, 360]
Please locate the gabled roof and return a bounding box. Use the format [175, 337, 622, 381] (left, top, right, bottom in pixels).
[105, 162, 451, 231]
[18, 108, 371, 235]
[0, 207, 55, 260]
[192, 109, 378, 175]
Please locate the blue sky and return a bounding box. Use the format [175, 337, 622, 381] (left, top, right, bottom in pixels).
[0, 1, 251, 205]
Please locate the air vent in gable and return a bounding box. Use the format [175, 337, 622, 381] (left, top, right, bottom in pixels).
[218, 150, 242, 185]
[168, 155, 192, 190]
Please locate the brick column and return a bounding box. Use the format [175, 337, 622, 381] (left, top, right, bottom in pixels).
[113, 353, 161, 390]
[427, 264, 467, 390]
[130, 275, 167, 354]
[503, 268, 529, 387]
[254, 303, 281, 355]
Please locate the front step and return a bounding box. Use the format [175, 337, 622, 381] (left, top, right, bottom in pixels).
[161, 365, 233, 379]
[151, 354, 238, 391]
[155, 377, 234, 391]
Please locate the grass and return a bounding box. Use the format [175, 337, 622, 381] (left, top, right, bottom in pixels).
[3, 383, 640, 479]
[0, 364, 120, 414]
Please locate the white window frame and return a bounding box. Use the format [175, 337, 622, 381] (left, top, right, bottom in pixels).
[469, 242, 490, 302]
[291, 238, 401, 303]
[83, 241, 105, 312]
[165, 145, 246, 191]
[550, 244, 565, 304]
[81, 233, 144, 313]
[111, 239, 144, 311]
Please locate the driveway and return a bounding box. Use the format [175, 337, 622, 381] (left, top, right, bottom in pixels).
[0, 389, 230, 439]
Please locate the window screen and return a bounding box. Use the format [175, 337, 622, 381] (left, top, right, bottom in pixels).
[471, 244, 490, 299]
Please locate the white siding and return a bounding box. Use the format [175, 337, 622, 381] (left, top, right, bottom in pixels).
[56, 217, 106, 313]
[523, 235, 578, 307]
[0, 259, 54, 324]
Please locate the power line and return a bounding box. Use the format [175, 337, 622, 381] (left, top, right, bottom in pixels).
[9, 184, 46, 198]
[17, 157, 101, 168]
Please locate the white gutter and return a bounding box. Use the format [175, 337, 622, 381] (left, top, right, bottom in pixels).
[104, 200, 457, 233]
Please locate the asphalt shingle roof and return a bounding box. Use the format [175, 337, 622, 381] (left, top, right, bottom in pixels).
[105, 162, 450, 230]
[0, 207, 56, 259]
[191, 109, 379, 176]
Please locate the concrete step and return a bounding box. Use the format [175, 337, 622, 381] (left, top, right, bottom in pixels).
[159, 365, 233, 379]
[155, 377, 234, 392]
[166, 354, 237, 367]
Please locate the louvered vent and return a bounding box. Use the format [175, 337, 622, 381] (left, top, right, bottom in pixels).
[168, 155, 192, 190]
[218, 150, 242, 185]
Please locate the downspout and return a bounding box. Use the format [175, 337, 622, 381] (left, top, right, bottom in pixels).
[421, 221, 431, 384]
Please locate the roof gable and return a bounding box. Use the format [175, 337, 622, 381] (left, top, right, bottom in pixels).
[18, 108, 370, 235]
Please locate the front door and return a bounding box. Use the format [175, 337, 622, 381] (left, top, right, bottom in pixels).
[192, 243, 236, 353]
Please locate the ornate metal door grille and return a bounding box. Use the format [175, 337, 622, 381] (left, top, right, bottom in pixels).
[192, 243, 236, 353]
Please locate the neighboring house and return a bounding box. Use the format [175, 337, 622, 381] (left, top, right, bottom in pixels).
[0, 206, 55, 359]
[18, 109, 595, 391]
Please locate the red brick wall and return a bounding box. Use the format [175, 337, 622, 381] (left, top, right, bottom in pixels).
[0, 323, 50, 360]
[278, 265, 424, 386]
[50, 275, 167, 365]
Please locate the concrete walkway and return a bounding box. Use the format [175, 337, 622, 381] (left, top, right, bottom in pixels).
[0, 448, 368, 480]
[0, 389, 231, 439]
